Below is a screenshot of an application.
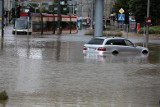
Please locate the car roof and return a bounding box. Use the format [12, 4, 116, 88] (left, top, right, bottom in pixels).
[93, 36, 125, 40]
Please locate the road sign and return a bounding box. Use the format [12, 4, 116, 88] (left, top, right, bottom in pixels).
[119, 8, 124, 14]
[118, 14, 125, 21]
[146, 17, 151, 25]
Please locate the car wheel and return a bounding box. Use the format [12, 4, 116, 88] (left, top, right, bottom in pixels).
[12, 31, 15, 35]
[112, 50, 119, 55]
[142, 50, 148, 54]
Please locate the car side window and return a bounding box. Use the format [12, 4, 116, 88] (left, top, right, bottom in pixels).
[106, 39, 126, 46]
[124, 40, 134, 47]
[106, 40, 114, 45]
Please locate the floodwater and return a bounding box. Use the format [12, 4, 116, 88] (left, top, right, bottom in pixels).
[0, 31, 160, 107]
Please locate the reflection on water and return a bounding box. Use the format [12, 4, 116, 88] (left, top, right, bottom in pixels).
[83, 53, 149, 64]
[148, 44, 160, 64]
[83, 43, 160, 64]
[0, 37, 160, 107]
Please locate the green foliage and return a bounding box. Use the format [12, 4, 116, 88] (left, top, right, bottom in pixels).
[29, 0, 69, 14]
[139, 25, 160, 34]
[113, 0, 129, 14]
[113, 0, 160, 25]
[53, 0, 69, 15]
[129, 0, 146, 23]
[29, 3, 40, 13]
[129, 0, 160, 25]
[113, 0, 130, 23]
[0, 91, 8, 100]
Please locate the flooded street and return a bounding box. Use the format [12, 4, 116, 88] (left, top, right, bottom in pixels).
[0, 28, 160, 107]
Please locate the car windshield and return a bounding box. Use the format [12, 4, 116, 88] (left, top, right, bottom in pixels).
[87, 38, 104, 45]
[14, 19, 28, 29]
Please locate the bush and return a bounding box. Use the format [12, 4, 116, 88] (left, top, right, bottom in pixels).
[85, 30, 122, 37]
[104, 31, 122, 37]
[0, 91, 8, 100]
[138, 25, 160, 34]
[84, 29, 94, 35]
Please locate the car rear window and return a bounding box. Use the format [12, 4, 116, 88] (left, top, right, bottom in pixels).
[87, 38, 104, 45]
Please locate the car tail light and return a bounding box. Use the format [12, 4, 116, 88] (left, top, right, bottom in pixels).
[83, 46, 87, 50]
[98, 47, 106, 51]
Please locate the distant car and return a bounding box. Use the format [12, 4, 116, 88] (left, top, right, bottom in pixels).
[83, 37, 149, 55]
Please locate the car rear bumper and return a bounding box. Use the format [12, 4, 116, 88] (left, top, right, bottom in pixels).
[83, 50, 111, 56]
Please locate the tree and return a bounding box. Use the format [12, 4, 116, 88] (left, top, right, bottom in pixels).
[113, 0, 130, 24]
[129, 0, 160, 25]
[16, 6, 21, 18]
[53, 0, 69, 15]
[29, 3, 40, 13]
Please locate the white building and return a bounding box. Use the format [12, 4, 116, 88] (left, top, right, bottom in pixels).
[4, 0, 13, 25]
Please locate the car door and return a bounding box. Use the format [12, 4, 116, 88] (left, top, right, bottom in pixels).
[105, 39, 121, 53]
[123, 39, 138, 53]
[114, 39, 127, 53]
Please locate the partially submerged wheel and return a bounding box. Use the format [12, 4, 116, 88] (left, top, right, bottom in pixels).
[112, 50, 119, 55]
[12, 31, 15, 34]
[142, 50, 148, 54]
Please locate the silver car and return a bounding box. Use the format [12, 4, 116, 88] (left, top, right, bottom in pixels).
[83, 37, 149, 55]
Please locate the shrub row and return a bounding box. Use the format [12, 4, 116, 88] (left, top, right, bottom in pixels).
[85, 29, 122, 37]
[138, 25, 160, 34]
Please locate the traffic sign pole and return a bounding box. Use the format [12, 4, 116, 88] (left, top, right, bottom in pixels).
[146, 17, 151, 25]
[118, 14, 125, 21]
[118, 8, 125, 30]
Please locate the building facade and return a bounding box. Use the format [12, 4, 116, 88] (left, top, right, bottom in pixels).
[76, 0, 115, 25]
[3, 0, 115, 25]
[4, 0, 13, 25]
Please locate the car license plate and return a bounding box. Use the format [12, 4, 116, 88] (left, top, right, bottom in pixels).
[89, 47, 96, 51]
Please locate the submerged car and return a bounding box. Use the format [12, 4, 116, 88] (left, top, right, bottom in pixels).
[83, 37, 149, 55]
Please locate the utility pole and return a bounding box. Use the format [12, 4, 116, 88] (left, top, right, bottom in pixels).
[94, 0, 104, 37]
[0, 0, 4, 36]
[80, 0, 83, 30]
[0, 0, 4, 49]
[90, 0, 94, 29]
[57, 0, 62, 34]
[0, 0, 4, 38]
[146, 0, 150, 47]
[104, 0, 107, 28]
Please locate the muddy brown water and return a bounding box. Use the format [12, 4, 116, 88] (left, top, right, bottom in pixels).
[0, 35, 160, 107]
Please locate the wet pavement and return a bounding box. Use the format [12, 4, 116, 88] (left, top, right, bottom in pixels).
[0, 25, 160, 107]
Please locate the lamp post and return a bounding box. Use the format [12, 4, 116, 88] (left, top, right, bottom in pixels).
[146, 0, 150, 47]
